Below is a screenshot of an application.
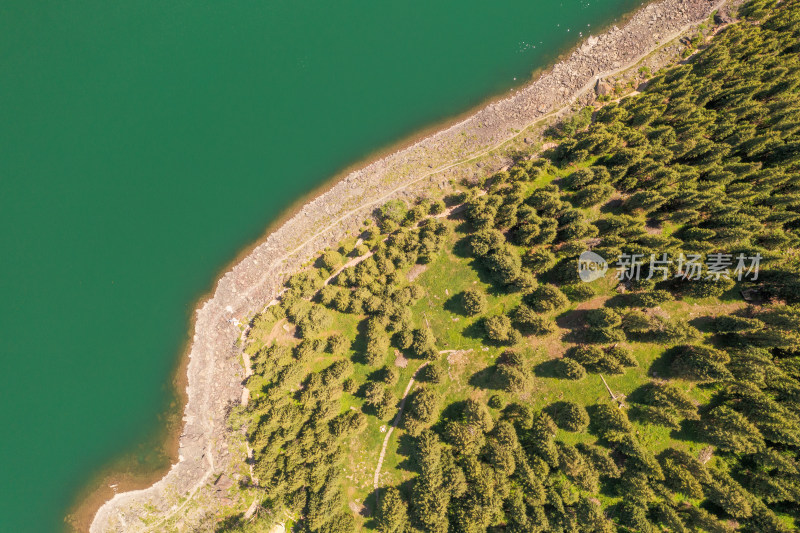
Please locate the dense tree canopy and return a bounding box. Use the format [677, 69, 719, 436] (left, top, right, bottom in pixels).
[228, 3, 800, 531]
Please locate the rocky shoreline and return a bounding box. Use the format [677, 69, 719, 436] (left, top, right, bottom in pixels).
[89, 0, 731, 529]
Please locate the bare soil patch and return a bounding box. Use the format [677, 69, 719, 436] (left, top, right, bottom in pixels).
[445, 349, 472, 381]
[407, 263, 428, 282]
[394, 349, 409, 368]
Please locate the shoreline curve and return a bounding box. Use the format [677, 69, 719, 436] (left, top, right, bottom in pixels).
[89, 0, 727, 529]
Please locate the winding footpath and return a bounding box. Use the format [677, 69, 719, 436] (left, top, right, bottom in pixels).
[373, 361, 430, 491]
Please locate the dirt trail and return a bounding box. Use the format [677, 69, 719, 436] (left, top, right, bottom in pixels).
[373, 361, 430, 491]
[323, 251, 374, 286]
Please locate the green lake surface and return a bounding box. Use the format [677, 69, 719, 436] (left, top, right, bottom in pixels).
[0, 0, 642, 530]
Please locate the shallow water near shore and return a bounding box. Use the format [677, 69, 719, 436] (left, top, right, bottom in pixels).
[0, 0, 643, 530]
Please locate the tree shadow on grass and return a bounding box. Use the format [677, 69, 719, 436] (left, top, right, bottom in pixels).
[688, 316, 716, 333]
[560, 328, 589, 344]
[360, 488, 379, 525]
[367, 366, 396, 384]
[452, 236, 474, 258]
[718, 283, 744, 303]
[468, 366, 504, 391]
[393, 433, 419, 474]
[474, 266, 513, 298]
[626, 404, 704, 445]
[624, 384, 651, 405]
[538, 259, 581, 286]
[604, 502, 631, 527]
[452, 236, 513, 297]
[443, 193, 463, 208]
[355, 382, 371, 401]
[439, 400, 468, 423]
[669, 417, 707, 445]
[450, 219, 471, 234]
[556, 308, 589, 330]
[544, 401, 574, 430]
[312, 255, 332, 272]
[604, 293, 636, 308]
[533, 359, 565, 379]
[556, 309, 590, 343]
[460, 319, 486, 341]
[599, 197, 625, 215]
[710, 331, 745, 349]
[349, 318, 372, 366]
[585, 403, 611, 440]
[444, 294, 466, 316]
[648, 347, 676, 380]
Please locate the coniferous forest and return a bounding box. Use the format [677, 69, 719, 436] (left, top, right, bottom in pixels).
[222, 0, 800, 530]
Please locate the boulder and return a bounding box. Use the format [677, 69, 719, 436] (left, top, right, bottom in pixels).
[595, 78, 613, 96]
[714, 9, 733, 25]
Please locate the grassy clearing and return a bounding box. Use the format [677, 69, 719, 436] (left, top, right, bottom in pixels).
[244, 202, 738, 531]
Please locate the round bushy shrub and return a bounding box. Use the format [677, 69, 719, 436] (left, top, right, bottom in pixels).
[557, 358, 587, 380]
[557, 401, 590, 432]
[586, 308, 622, 329]
[319, 249, 344, 271]
[488, 395, 504, 409]
[462, 288, 488, 316]
[607, 345, 637, 367]
[418, 364, 444, 384]
[484, 315, 520, 345]
[342, 378, 357, 394]
[527, 284, 569, 313]
[326, 333, 348, 355]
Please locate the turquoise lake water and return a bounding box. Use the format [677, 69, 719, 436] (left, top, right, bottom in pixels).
[0, 0, 642, 530]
